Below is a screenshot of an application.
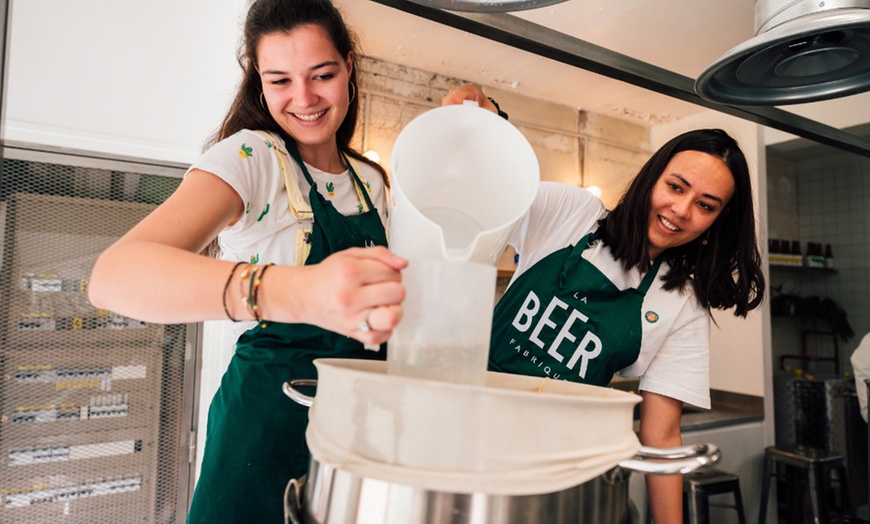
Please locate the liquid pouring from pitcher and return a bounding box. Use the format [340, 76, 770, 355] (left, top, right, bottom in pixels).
[386, 102, 539, 385]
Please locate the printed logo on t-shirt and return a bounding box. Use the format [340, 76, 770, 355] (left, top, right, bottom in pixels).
[238, 144, 254, 159]
[326, 182, 335, 197]
[644, 311, 659, 323]
[256, 203, 270, 222]
[250, 253, 260, 264]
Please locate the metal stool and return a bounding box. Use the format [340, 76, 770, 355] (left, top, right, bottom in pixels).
[682, 468, 746, 524]
[759, 445, 853, 524]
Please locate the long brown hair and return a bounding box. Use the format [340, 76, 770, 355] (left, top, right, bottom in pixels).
[598, 128, 764, 317]
[208, 0, 387, 182]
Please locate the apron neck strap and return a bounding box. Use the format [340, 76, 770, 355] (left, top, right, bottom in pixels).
[637, 256, 663, 294]
[560, 229, 663, 292]
[282, 133, 376, 212]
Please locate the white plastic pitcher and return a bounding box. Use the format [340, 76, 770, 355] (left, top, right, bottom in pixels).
[389, 101, 539, 264]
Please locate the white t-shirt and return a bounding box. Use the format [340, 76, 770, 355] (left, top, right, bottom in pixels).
[188, 129, 389, 344]
[191, 129, 388, 265]
[507, 182, 711, 408]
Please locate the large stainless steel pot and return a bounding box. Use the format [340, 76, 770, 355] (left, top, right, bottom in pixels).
[286, 358, 648, 494]
[283, 444, 721, 524]
[282, 358, 721, 524]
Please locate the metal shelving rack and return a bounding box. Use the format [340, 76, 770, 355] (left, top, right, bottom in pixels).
[0, 145, 198, 523]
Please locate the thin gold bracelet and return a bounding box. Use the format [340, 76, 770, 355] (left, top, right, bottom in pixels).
[237, 265, 254, 320]
[251, 263, 274, 328]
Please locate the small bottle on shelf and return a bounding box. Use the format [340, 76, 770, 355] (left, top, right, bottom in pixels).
[770, 239, 780, 255]
[769, 238, 784, 266]
[789, 240, 802, 266]
[815, 243, 826, 268]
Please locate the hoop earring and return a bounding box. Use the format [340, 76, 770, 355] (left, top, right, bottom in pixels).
[259, 92, 267, 111]
[348, 82, 356, 104]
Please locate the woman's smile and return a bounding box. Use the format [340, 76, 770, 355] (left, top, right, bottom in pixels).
[293, 109, 328, 122]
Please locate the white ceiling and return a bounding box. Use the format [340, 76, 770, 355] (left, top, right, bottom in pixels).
[335, 0, 757, 124]
[335, 0, 870, 138]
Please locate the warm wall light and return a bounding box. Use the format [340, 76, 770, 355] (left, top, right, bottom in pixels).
[362, 150, 381, 164]
[585, 185, 602, 199]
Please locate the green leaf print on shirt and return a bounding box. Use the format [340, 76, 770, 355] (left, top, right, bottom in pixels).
[263, 139, 273, 149]
[357, 204, 364, 214]
[326, 182, 335, 197]
[238, 144, 254, 159]
[257, 203, 270, 222]
[245, 202, 251, 215]
[250, 254, 260, 264]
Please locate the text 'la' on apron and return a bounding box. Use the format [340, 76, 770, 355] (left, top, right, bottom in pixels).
[489, 230, 661, 386]
[187, 136, 387, 524]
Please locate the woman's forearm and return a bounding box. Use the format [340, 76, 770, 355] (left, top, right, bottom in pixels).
[89, 240, 244, 324]
[639, 390, 685, 523]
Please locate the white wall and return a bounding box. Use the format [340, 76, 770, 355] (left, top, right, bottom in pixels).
[5, 0, 246, 163]
[764, 92, 870, 145]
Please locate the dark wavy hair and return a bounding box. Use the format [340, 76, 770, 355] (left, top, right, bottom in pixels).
[208, 0, 386, 182]
[598, 128, 764, 317]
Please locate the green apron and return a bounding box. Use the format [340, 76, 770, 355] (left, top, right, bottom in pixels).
[187, 139, 388, 524]
[489, 230, 662, 386]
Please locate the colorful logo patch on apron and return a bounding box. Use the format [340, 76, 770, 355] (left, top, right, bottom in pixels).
[644, 311, 659, 323]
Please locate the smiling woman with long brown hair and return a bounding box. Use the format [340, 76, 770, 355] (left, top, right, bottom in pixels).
[89, 1, 407, 521]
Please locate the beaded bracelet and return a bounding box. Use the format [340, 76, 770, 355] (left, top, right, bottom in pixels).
[222, 262, 246, 322]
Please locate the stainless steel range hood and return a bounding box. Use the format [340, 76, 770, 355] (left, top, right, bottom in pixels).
[696, 0, 870, 105]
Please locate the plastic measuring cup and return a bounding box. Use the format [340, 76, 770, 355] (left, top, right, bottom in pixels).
[387, 259, 496, 386]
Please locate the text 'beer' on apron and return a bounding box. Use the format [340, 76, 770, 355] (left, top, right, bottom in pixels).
[489, 230, 661, 386]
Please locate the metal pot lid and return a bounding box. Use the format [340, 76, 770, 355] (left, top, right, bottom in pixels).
[695, 8, 870, 105]
[406, 0, 568, 12]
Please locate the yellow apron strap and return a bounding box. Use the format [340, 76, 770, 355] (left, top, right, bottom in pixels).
[255, 131, 313, 266]
[256, 133, 378, 265]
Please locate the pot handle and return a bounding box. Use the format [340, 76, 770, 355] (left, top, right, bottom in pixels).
[617, 443, 721, 475]
[283, 476, 305, 524]
[282, 380, 318, 407]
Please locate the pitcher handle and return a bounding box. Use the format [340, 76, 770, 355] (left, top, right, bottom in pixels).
[282, 380, 317, 407]
[617, 443, 721, 475]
